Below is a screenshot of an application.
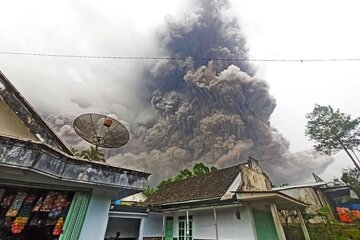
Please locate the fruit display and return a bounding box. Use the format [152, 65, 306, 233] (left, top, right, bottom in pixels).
[49, 194, 68, 219]
[52, 200, 71, 236]
[0, 188, 74, 239]
[6, 191, 26, 217]
[11, 216, 28, 234]
[10, 194, 38, 234]
[32, 195, 44, 212]
[52, 217, 64, 236]
[40, 192, 58, 212]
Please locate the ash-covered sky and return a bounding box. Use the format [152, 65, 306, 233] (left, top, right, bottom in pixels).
[1, 0, 360, 184]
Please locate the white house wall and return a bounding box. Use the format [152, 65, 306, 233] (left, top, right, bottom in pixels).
[79, 189, 112, 240]
[143, 214, 163, 237]
[216, 207, 256, 240]
[0, 96, 38, 141]
[167, 206, 256, 240]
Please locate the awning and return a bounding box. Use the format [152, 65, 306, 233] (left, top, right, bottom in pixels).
[234, 191, 308, 210]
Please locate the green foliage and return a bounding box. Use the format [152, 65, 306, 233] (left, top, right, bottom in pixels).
[143, 186, 156, 196]
[341, 168, 360, 197]
[156, 178, 172, 189]
[210, 166, 218, 172]
[78, 146, 106, 162]
[305, 104, 360, 155]
[70, 146, 81, 157]
[173, 169, 193, 182]
[300, 209, 316, 223]
[154, 163, 217, 191]
[193, 162, 210, 176]
[315, 207, 333, 224]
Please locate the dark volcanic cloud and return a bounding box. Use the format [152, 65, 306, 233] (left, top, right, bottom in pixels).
[49, 0, 333, 184]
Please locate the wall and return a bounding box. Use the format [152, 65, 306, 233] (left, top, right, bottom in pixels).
[167, 206, 256, 240]
[240, 166, 270, 191]
[79, 189, 112, 240]
[0, 96, 38, 141]
[143, 214, 163, 238]
[280, 187, 325, 223]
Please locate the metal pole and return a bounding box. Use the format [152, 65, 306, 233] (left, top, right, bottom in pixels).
[297, 210, 311, 240]
[213, 207, 219, 240]
[162, 215, 165, 240]
[270, 204, 286, 240]
[186, 211, 189, 240]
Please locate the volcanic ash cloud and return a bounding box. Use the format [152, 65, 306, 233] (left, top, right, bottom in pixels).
[109, 0, 333, 184]
[49, 0, 334, 184]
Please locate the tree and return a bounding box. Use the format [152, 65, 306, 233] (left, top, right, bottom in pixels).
[79, 146, 106, 162]
[155, 163, 217, 190]
[173, 169, 193, 182]
[341, 168, 360, 197]
[305, 104, 360, 171]
[143, 186, 156, 196]
[193, 163, 210, 176]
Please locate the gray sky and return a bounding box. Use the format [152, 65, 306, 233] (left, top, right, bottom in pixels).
[0, 0, 359, 181]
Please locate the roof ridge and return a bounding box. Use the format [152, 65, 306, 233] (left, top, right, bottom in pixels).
[146, 164, 241, 205]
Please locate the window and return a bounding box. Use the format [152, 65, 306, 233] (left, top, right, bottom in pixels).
[178, 215, 192, 240]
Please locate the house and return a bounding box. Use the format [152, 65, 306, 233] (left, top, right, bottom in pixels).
[107, 157, 309, 240]
[0, 71, 150, 240]
[273, 182, 330, 223]
[274, 177, 360, 223]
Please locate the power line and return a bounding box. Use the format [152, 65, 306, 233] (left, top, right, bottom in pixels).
[1, 51, 360, 62]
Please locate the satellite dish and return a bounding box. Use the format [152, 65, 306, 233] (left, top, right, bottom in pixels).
[73, 113, 130, 153]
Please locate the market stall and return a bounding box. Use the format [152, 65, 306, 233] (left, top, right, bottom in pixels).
[0, 186, 73, 240]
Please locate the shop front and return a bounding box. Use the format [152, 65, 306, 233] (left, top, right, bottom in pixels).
[0, 185, 73, 240]
[0, 184, 92, 240]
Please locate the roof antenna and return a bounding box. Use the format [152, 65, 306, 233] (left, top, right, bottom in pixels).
[73, 113, 130, 161]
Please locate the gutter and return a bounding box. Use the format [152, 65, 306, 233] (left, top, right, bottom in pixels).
[154, 197, 220, 206]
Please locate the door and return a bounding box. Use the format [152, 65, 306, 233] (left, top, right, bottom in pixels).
[165, 217, 173, 240]
[252, 207, 279, 240]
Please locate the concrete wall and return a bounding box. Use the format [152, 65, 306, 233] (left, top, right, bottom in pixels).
[0, 96, 38, 141]
[241, 165, 270, 191]
[280, 187, 326, 223]
[79, 189, 112, 240]
[166, 206, 256, 240]
[143, 214, 163, 238]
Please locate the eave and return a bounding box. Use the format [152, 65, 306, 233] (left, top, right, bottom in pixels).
[0, 135, 150, 190]
[234, 191, 308, 210]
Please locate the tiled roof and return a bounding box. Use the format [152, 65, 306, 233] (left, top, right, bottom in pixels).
[145, 164, 240, 205]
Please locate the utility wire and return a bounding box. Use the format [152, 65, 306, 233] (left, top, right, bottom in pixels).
[1, 51, 360, 62]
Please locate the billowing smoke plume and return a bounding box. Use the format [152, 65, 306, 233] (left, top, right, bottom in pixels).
[48, 0, 333, 184]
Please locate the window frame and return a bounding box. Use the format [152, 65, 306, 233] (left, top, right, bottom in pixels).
[178, 215, 193, 240]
